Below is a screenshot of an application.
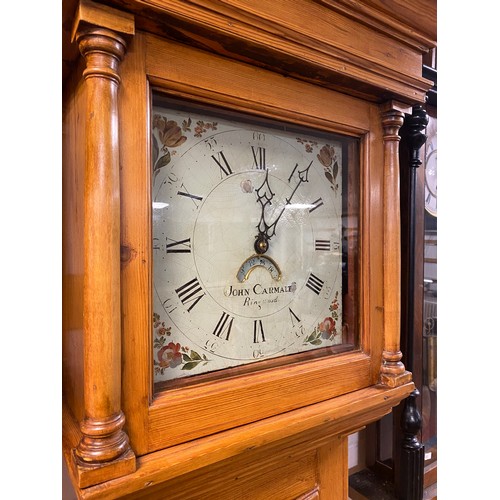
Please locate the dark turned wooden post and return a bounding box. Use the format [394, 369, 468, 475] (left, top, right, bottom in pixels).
[396, 104, 428, 500]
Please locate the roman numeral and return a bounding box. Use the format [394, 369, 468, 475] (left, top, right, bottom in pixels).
[287, 161, 312, 183]
[175, 277, 205, 312]
[166, 237, 191, 253]
[288, 163, 298, 183]
[177, 183, 203, 208]
[315, 239, 331, 251]
[306, 273, 324, 295]
[211, 151, 233, 177]
[162, 297, 177, 315]
[253, 320, 266, 343]
[251, 146, 267, 170]
[212, 312, 234, 340]
[288, 307, 301, 327]
[309, 198, 324, 213]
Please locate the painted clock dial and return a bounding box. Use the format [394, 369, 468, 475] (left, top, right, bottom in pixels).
[151, 97, 349, 384]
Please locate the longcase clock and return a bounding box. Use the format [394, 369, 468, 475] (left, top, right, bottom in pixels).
[62, 0, 436, 497]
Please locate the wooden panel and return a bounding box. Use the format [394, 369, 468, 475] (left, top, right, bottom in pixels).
[360, 0, 436, 41]
[62, 59, 87, 423]
[118, 31, 152, 457]
[217, 0, 424, 73]
[145, 34, 372, 135]
[148, 352, 373, 450]
[317, 436, 349, 499]
[122, 444, 319, 499]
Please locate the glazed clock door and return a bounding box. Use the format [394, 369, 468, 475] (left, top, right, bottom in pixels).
[117, 32, 383, 456]
[151, 96, 355, 389]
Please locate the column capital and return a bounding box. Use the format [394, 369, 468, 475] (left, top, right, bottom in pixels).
[71, 0, 134, 44]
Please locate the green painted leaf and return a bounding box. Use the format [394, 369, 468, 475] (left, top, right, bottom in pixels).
[182, 362, 199, 371]
[190, 350, 202, 360]
[152, 135, 159, 166]
[332, 160, 338, 180]
[154, 151, 171, 172]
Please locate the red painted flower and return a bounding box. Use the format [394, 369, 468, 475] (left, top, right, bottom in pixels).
[319, 317, 336, 338]
[157, 342, 182, 368]
[317, 144, 335, 168]
[157, 325, 168, 336]
[153, 115, 187, 148]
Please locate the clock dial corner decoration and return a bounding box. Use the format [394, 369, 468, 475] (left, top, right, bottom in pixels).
[150, 93, 359, 389]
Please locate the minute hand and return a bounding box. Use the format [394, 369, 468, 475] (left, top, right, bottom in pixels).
[264, 160, 312, 240]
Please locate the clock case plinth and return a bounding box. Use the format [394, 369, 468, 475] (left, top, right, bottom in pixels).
[62, 0, 436, 497]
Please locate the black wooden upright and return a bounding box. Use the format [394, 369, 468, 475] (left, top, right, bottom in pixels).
[395, 105, 428, 500]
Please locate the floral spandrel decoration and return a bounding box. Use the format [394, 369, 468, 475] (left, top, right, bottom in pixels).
[151, 114, 218, 182]
[316, 145, 339, 193]
[153, 312, 210, 375]
[296, 137, 318, 153]
[303, 291, 341, 346]
[193, 120, 218, 138]
[296, 138, 340, 194]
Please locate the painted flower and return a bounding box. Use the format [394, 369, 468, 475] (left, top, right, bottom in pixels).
[157, 342, 182, 368]
[317, 144, 339, 190]
[157, 325, 169, 336]
[153, 314, 161, 328]
[319, 317, 336, 338]
[317, 144, 336, 168]
[240, 179, 253, 193]
[153, 115, 187, 148]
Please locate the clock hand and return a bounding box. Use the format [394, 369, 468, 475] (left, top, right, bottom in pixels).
[254, 161, 312, 254]
[254, 170, 275, 254]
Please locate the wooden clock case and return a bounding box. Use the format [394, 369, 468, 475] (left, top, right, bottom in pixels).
[62, 1, 436, 498]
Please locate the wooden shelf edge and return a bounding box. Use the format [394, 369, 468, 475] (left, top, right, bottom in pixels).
[64, 382, 414, 499]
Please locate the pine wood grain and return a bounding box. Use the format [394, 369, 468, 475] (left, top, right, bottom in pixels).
[64, 383, 414, 499]
[62, 0, 435, 496]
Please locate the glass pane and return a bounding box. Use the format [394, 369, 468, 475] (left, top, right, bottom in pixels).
[151, 93, 360, 391]
[422, 112, 437, 462]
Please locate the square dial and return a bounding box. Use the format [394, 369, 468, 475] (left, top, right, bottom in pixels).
[151, 95, 359, 387]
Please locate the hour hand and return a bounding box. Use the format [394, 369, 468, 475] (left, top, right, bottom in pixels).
[254, 160, 312, 254]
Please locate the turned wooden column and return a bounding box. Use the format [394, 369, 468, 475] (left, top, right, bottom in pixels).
[394, 104, 428, 500]
[70, 4, 136, 486]
[379, 101, 412, 388]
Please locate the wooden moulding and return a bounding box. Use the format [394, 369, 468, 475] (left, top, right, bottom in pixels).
[379, 100, 413, 388]
[68, 0, 137, 488]
[95, 0, 433, 103]
[64, 382, 414, 499]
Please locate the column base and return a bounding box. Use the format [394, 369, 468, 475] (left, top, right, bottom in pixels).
[380, 370, 412, 388]
[71, 447, 136, 488]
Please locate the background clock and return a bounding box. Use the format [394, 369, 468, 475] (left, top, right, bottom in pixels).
[151, 96, 353, 386]
[424, 116, 437, 217]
